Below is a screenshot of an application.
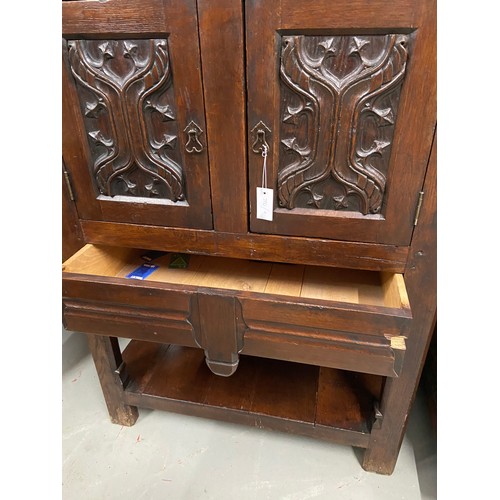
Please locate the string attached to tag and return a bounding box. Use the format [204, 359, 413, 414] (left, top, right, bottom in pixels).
[261, 145, 268, 189]
[256, 145, 274, 221]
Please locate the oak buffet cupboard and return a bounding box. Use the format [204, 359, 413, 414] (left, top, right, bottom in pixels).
[62, 0, 436, 475]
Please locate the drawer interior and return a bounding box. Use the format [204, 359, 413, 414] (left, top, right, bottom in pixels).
[63, 244, 410, 310]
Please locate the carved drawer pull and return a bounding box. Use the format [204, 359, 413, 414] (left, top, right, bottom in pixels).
[251, 120, 271, 154]
[184, 121, 204, 153]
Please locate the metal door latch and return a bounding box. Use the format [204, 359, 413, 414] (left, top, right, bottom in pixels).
[251, 120, 271, 154]
[184, 121, 204, 153]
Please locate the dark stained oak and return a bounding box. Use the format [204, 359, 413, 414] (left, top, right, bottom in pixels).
[242, 331, 402, 378]
[192, 294, 244, 376]
[86, 335, 138, 426]
[63, 274, 199, 347]
[62, 0, 213, 230]
[249, 354, 318, 423]
[61, 0, 436, 476]
[202, 353, 259, 410]
[316, 368, 383, 432]
[63, 254, 410, 379]
[62, 53, 102, 221]
[280, 0, 416, 28]
[62, 0, 167, 36]
[277, 34, 409, 215]
[141, 344, 212, 404]
[117, 341, 170, 394]
[362, 129, 436, 474]
[62, 162, 84, 261]
[241, 295, 411, 336]
[81, 221, 410, 272]
[122, 341, 384, 448]
[197, 0, 248, 233]
[246, 0, 436, 246]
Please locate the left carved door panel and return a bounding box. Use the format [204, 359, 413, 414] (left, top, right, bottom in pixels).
[62, 0, 213, 230]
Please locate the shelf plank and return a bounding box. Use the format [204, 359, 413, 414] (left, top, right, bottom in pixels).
[250, 357, 318, 423]
[265, 263, 304, 297]
[142, 344, 213, 404]
[301, 267, 360, 304]
[316, 368, 382, 432]
[117, 255, 273, 293]
[121, 341, 170, 394]
[65, 245, 404, 310]
[194, 257, 272, 292]
[203, 354, 260, 410]
[146, 255, 208, 285]
[121, 340, 381, 448]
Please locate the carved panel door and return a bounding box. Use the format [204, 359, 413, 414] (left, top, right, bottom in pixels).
[62, 0, 212, 230]
[246, 0, 436, 245]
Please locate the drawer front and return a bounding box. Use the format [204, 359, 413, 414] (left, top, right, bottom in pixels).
[239, 296, 409, 377]
[63, 244, 412, 377]
[63, 275, 198, 348]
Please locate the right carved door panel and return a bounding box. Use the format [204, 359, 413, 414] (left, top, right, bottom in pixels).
[278, 34, 408, 216]
[62, 0, 213, 230]
[247, 0, 436, 245]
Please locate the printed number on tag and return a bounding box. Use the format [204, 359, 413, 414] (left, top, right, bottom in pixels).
[256, 187, 274, 221]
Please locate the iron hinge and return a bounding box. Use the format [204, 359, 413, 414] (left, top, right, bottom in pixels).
[372, 401, 384, 430]
[64, 169, 75, 201]
[413, 191, 424, 226]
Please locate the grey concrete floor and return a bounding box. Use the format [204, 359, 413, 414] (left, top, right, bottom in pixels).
[62, 329, 436, 499]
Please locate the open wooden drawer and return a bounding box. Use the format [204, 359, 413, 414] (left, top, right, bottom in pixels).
[63, 244, 412, 378]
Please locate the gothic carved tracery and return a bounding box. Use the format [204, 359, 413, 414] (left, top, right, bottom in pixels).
[279, 34, 409, 214]
[67, 38, 185, 201]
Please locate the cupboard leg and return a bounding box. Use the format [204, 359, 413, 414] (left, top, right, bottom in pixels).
[362, 313, 436, 474]
[363, 131, 437, 474]
[87, 335, 139, 426]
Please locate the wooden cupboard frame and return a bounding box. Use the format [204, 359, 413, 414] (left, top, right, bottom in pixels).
[62, 0, 436, 475]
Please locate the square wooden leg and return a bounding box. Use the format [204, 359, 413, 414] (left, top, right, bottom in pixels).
[87, 334, 139, 426]
[362, 134, 436, 474]
[362, 376, 412, 475]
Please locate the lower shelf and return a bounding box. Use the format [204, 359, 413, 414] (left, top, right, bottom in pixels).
[121, 340, 384, 449]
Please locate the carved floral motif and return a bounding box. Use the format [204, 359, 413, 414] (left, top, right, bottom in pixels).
[67, 39, 185, 200]
[279, 34, 409, 214]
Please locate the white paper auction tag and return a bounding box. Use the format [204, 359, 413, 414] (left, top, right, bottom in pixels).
[256, 187, 274, 221]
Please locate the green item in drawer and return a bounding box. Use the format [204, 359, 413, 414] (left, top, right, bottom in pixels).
[169, 254, 190, 269]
